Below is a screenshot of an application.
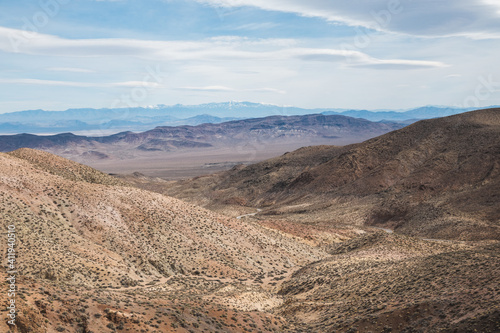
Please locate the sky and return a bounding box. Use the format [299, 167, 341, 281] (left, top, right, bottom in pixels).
[0, 0, 500, 113]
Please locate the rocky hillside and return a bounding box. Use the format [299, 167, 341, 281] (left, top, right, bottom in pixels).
[0, 148, 327, 332]
[7, 148, 128, 186]
[1, 148, 330, 284]
[161, 108, 500, 241]
[279, 232, 500, 332]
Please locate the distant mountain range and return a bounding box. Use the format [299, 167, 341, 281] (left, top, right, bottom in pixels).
[322, 105, 481, 122]
[0, 114, 404, 162]
[0, 102, 483, 134]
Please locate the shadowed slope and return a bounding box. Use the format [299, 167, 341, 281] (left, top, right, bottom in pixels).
[161, 108, 500, 240]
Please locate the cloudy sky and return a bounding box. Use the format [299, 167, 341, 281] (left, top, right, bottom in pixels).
[0, 0, 499, 113]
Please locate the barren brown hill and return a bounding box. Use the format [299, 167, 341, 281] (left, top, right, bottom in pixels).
[279, 232, 500, 332]
[0, 148, 327, 332]
[1, 148, 499, 333]
[160, 108, 500, 240]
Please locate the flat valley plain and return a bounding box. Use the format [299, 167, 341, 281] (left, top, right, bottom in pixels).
[1, 109, 499, 333]
[90, 141, 333, 180]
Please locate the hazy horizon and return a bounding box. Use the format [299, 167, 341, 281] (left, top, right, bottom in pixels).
[0, 101, 493, 116]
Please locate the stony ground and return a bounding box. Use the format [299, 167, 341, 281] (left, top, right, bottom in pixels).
[279, 232, 500, 332]
[0, 149, 325, 332]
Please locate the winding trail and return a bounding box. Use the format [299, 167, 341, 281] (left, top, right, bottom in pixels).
[112, 209, 453, 295]
[236, 208, 262, 219]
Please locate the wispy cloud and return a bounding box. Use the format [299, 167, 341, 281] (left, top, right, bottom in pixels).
[176, 86, 286, 94]
[232, 22, 279, 31]
[0, 78, 162, 88]
[352, 59, 449, 70]
[177, 86, 236, 92]
[113, 81, 162, 88]
[292, 49, 448, 69]
[196, 0, 500, 39]
[0, 79, 102, 87]
[251, 88, 286, 94]
[46, 67, 96, 73]
[0, 26, 446, 70]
